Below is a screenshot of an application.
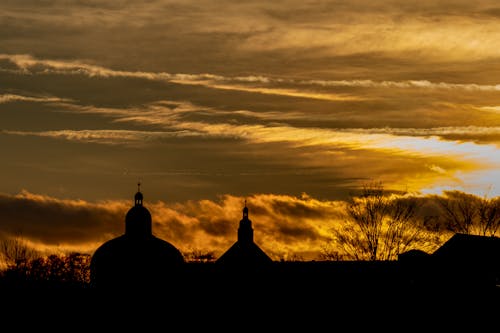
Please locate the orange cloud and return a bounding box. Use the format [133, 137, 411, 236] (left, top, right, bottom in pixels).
[0, 190, 347, 261]
[0, 190, 462, 262]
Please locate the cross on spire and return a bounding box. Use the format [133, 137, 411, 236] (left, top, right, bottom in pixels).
[137, 181, 141, 193]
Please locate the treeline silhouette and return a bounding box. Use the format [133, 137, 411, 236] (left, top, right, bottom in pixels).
[0, 252, 90, 290]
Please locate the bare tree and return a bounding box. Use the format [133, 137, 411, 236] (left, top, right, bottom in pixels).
[434, 190, 500, 236]
[0, 234, 38, 272]
[477, 196, 500, 236]
[435, 191, 479, 235]
[325, 182, 431, 261]
[344, 182, 388, 260]
[318, 245, 345, 261]
[381, 195, 421, 260]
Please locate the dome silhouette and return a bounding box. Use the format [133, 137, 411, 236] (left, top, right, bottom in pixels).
[90, 185, 184, 290]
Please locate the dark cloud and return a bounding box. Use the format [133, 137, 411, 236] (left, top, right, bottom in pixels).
[196, 217, 234, 238]
[268, 200, 330, 220]
[0, 191, 126, 244]
[273, 221, 323, 241]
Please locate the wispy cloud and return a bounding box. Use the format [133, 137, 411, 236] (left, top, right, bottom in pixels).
[479, 105, 500, 113]
[1, 53, 499, 203]
[336, 126, 500, 138]
[304, 79, 500, 92]
[5, 102, 500, 197]
[169, 79, 363, 101]
[2, 54, 355, 101]
[4, 54, 500, 101]
[6, 112, 499, 160]
[5, 96, 500, 165]
[0, 93, 71, 104]
[1, 129, 201, 146]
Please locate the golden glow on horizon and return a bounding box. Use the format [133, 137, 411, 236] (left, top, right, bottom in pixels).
[0, 190, 456, 262]
[4, 118, 498, 197]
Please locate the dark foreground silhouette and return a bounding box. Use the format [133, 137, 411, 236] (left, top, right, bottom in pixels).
[1, 259, 498, 329]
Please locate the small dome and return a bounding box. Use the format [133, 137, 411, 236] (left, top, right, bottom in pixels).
[135, 191, 143, 203]
[125, 205, 152, 237]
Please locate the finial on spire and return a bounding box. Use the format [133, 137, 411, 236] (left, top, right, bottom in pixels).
[134, 182, 143, 206]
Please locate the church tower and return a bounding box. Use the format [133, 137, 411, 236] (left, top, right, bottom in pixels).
[216, 201, 272, 268]
[237, 201, 253, 244]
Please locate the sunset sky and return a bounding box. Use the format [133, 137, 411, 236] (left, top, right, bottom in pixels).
[1, 0, 499, 260]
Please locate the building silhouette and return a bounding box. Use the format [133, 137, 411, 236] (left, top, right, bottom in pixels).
[398, 233, 500, 291]
[432, 233, 500, 264]
[215, 201, 272, 269]
[90, 184, 184, 290]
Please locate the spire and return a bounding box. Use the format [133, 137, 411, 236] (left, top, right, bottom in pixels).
[243, 199, 249, 219]
[134, 181, 143, 206]
[238, 199, 253, 243]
